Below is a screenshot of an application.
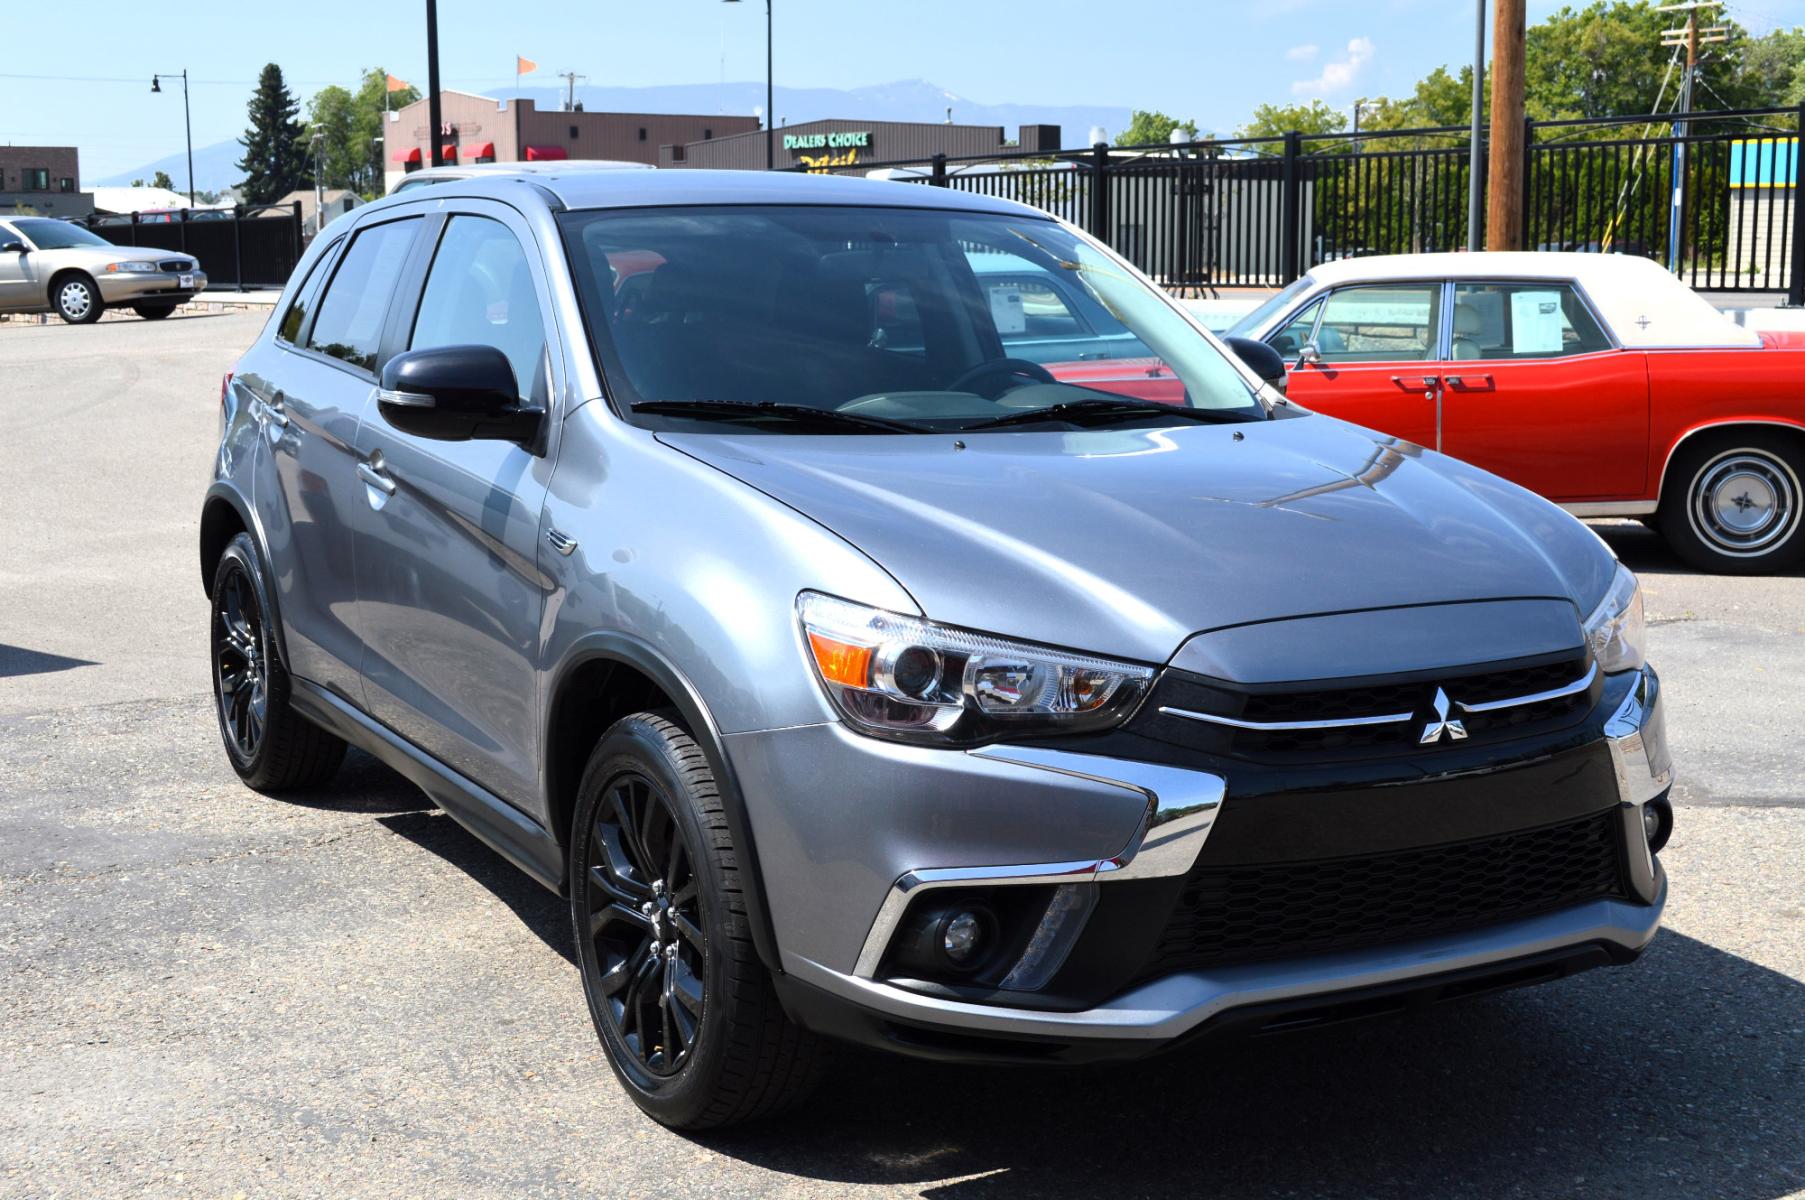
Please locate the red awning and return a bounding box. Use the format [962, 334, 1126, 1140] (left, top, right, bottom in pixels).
[469, 142, 495, 161]
[523, 145, 568, 162]
[395, 146, 422, 164]
[441, 143, 459, 161]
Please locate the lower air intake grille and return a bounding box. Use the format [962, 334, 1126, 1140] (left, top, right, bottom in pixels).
[1139, 810, 1627, 981]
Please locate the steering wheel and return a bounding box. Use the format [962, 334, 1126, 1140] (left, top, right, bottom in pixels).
[945, 357, 1057, 399]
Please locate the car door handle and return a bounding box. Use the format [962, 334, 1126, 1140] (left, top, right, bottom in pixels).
[356, 458, 396, 496]
[1444, 374, 1494, 390]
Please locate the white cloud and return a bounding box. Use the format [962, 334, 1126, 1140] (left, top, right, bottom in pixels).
[1285, 43, 1320, 62]
[1291, 36, 1375, 96]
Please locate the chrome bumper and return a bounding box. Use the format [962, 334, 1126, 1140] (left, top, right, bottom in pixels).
[805, 664, 1671, 1043]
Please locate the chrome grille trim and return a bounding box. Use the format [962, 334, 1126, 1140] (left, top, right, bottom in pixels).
[1157, 706, 1415, 732]
[1455, 661, 1598, 713]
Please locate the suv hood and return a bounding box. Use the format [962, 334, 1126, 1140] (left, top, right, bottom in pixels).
[660, 415, 1614, 665]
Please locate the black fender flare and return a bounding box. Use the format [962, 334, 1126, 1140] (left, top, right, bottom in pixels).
[546, 631, 784, 975]
[200, 480, 292, 673]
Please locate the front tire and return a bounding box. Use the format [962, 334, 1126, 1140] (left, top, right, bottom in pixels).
[1658, 432, 1805, 574]
[53, 273, 102, 324]
[570, 713, 824, 1129]
[210, 533, 347, 790]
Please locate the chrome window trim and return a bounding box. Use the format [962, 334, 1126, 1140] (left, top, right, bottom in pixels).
[1563, 501, 1660, 517]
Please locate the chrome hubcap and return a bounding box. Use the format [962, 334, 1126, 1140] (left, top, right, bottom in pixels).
[59, 282, 91, 318]
[1689, 450, 1799, 556]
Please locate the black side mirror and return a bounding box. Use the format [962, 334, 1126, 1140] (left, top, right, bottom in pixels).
[378, 344, 543, 444]
[1223, 336, 1289, 394]
[1, 241, 25, 254]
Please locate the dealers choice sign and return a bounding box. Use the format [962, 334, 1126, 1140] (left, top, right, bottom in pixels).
[782, 131, 872, 152]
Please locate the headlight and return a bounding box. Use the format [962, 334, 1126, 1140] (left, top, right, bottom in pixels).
[797, 592, 1153, 745]
[1582, 562, 1645, 674]
[105, 261, 159, 274]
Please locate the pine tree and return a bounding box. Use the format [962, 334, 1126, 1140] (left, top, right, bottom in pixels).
[237, 63, 312, 204]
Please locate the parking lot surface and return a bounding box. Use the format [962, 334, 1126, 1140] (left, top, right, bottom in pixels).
[3, 312, 1802, 1199]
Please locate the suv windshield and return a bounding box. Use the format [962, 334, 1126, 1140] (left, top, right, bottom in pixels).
[11, 218, 112, 251]
[560, 205, 1265, 433]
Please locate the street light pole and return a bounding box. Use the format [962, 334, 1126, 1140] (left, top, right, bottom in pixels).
[724, 0, 773, 170]
[151, 71, 196, 207]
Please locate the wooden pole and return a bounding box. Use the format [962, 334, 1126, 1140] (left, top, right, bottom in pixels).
[1486, 0, 1526, 250]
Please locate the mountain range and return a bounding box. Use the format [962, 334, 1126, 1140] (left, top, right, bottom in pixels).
[97, 78, 1133, 192]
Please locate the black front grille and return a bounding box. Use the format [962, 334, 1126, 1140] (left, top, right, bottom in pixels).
[1136, 653, 1595, 762]
[159, 259, 193, 273]
[1138, 810, 1627, 981]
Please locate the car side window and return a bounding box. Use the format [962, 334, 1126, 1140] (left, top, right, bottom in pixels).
[1312, 284, 1443, 363]
[305, 218, 420, 372]
[1451, 282, 1611, 361]
[1268, 298, 1323, 357]
[408, 215, 548, 400]
[276, 239, 341, 345]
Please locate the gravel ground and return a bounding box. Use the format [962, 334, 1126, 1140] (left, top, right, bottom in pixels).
[2, 313, 1801, 1199]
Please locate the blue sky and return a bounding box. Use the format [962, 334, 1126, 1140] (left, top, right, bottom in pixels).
[8, 0, 1804, 179]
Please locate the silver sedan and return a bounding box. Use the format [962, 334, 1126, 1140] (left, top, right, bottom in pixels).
[0, 216, 208, 324]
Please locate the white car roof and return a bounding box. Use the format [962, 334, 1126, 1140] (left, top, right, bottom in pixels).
[1303, 251, 1760, 349]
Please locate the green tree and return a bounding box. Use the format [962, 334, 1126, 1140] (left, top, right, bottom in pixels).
[351, 69, 419, 198]
[1116, 109, 1200, 146]
[1233, 100, 1347, 154]
[237, 63, 312, 204]
[307, 85, 361, 191]
[150, 169, 174, 190]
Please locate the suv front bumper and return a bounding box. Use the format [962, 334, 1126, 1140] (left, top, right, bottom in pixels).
[733, 666, 1670, 1058]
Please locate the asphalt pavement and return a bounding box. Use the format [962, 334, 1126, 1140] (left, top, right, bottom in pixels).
[2, 311, 1801, 1199]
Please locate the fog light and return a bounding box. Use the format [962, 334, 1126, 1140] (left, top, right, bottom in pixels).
[942, 910, 984, 964]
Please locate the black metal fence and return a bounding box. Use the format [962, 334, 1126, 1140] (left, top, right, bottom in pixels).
[797, 105, 1805, 302]
[80, 202, 305, 291]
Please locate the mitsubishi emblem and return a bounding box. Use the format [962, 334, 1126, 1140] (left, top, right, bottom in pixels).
[1419, 687, 1469, 745]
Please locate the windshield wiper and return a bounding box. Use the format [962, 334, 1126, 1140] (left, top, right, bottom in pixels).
[959, 398, 1245, 431]
[630, 400, 923, 434]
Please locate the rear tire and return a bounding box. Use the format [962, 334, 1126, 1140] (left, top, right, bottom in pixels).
[210, 533, 347, 791]
[569, 712, 824, 1129]
[53, 273, 102, 324]
[1657, 432, 1805, 574]
[133, 304, 175, 320]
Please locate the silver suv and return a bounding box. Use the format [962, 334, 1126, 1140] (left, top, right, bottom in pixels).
[199, 170, 1673, 1129]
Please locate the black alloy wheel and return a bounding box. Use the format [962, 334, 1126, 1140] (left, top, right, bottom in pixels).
[214, 557, 270, 763]
[208, 533, 346, 791]
[582, 770, 707, 1077]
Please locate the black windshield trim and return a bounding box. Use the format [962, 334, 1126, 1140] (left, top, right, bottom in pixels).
[958, 398, 1251, 431]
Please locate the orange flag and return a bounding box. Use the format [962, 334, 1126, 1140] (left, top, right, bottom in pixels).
[516, 56, 538, 75]
[386, 74, 410, 92]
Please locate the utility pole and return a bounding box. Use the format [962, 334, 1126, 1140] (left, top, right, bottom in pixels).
[1658, 1, 1729, 269]
[1468, 0, 1486, 250]
[558, 71, 587, 112]
[426, 0, 444, 166]
[1485, 0, 1525, 250]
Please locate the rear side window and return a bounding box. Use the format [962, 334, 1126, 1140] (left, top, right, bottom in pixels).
[276, 239, 340, 345]
[305, 218, 420, 371]
[1451, 282, 1611, 360]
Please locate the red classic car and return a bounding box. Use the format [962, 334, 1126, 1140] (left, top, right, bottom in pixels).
[1214, 252, 1805, 574]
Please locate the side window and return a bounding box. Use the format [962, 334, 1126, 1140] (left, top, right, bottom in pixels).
[1268, 298, 1323, 357]
[276, 239, 341, 345]
[409, 215, 548, 399]
[1451, 282, 1611, 360]
[305, 218, 420, 372]
[1313, 283, 1443, 363]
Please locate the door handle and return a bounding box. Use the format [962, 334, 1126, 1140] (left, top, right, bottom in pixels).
[1444, 374, 1494, 390]
[1391, 374, 1439, 399]
[356, 457, 396, 496]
